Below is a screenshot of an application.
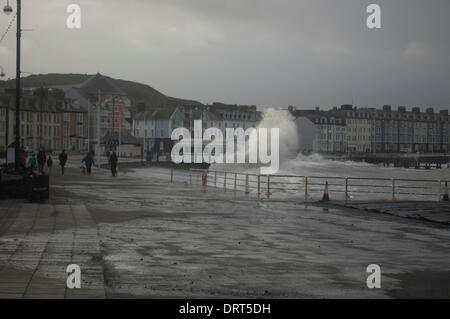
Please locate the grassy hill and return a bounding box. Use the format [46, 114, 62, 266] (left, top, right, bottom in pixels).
[0, 73, 203, 108]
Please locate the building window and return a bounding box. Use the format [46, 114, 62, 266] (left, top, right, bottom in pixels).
[64, 139, 70, 150]
[77, 125, 83, 136]
[64, 113, 71, 122]
[64, 125, 71, 137]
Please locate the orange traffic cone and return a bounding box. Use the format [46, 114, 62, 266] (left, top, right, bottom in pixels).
[443, 181, 449, 201]
[202, 171, 208, 186]
[322, 181, 330, 201]
[201, 171, 208, 194]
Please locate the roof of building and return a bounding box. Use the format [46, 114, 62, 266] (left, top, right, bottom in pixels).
[79, 73, 126, 95]
[0, 92, 81, 113]
[202, 110, 222, 121]
[134, 106, 179, 121]
[210, 102, 258, 112]
[100, 131, 141, 145]
[152, 108, 178, 120]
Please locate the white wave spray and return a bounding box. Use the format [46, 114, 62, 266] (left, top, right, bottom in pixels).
[210, 108, 299, 173]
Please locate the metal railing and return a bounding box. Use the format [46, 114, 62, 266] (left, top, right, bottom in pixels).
[167, 168, 449, 202]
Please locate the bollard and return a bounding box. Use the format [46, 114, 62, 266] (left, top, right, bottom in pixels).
[170, 168, 174, 183]
[257, 175, 261, 198]
[304, 177, 309, 201]
[266, 175, 272, 197]
[214, 171, 217, 188]
[438, 180, 442, 201]
[224, 172, 227, 190]
[322, 181, 330, 201]
[189, 171, 192, 185]
[345, 177, 349, 200]
[443, 181, 449, 201]
[391, 178, 397, 201]
[234, 173, 237, 191]
[245, 174, 249, 194]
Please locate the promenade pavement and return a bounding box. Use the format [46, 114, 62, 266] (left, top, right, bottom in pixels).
[1, 162, 450, 298]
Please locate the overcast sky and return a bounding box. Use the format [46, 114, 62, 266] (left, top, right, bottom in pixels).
[0, 0, 449, 110]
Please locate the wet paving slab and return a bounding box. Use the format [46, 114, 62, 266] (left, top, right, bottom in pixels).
[0, 201, 105, 299]
[332, 201, 450, 225]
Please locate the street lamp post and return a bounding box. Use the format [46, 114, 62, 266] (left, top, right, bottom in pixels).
[106, 95, 120, 156]
[3, 0, 21, 169]
[39, 86, 44, 150]
[96, 90, 101, 163]
[112, 97, 115, 152]
[1, 65, 5, 150]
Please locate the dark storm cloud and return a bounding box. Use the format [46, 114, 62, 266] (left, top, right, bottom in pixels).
[0, 0, 449, 109]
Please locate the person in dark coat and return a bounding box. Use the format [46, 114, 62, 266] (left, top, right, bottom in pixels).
[47, 156, 53, 175]
[37, 149, 46, 173]
[58, 149, 68, 175]
[19, 149, 27, 168]
[109, 152, 118, 177]
[82, 152, 95, 176]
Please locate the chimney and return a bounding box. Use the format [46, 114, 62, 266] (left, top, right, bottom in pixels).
[136, 102, 146, 113]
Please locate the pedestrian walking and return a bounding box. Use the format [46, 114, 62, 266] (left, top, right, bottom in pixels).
[47, 156, 53, 175]
[109, 152, 118, 177]
[19, 148, 27, 169]
[59, 149, 68, 176]
[37, 148, 46, 173]
[82, 152, 95, 176]
[28, 153, 37, 170]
